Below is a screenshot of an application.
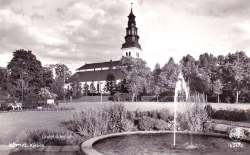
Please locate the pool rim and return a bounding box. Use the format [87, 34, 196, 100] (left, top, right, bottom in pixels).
[81, 131, 250, 155]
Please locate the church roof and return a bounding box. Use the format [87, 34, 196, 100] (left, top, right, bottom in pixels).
[76, 69, 124, 82]
[76, 60, 121, 71]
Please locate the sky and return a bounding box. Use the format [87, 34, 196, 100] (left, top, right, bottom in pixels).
[0, 0, 250, 72]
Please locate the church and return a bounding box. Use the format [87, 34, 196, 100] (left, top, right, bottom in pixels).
[74, 7, 142, 93]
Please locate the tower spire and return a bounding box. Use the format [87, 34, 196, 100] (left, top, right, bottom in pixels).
[121, 5, 142, 58]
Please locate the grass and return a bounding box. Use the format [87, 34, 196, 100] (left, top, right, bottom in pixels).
[1, 101, 250, 145]
[0, 111, 73, 144]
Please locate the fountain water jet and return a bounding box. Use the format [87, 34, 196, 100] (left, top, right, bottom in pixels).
[173, 72, 189, 146]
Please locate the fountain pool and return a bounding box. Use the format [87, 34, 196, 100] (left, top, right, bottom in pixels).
[81, 131, 250, 155]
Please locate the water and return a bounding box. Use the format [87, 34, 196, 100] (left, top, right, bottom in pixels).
[93, 133, 250, 155]
[174, 72, 189, 146]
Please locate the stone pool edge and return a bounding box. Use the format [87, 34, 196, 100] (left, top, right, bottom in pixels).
[81, 131, 248, 155]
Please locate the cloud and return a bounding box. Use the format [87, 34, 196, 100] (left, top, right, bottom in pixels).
[226, 23, 250, 51]
[31, 13, 44, 21]
[0, 0, 129, 70]
[142, 0, 250, 17]
[0, 0, 13, 9]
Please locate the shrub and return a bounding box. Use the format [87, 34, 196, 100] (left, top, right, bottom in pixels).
[212, 108, 247, 122]
[23, 93, 40, 109]
[63, 103, 136, 137]
[177, 94, 210, 132]
[103, 103, 132, 133]
[133, 108, 173, 122]
[113, 93, 132, 101]
[137, 116, 155, 131]
[204, 104, 214, 118]
[137, 116, 171, 131]
[246, 108, 250, 122]
[0, 102, 12, 111]
[15, 128, 81, 146]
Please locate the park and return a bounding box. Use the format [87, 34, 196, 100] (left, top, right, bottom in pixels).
[1, 1, 250, 154]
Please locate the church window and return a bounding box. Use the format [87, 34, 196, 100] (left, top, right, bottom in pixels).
[129, 52, 131, 56]
[126, 52, 128, 56]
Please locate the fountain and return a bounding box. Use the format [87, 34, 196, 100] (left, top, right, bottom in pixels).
[173, 72, 189, 146]
[81, 72, 250, 155]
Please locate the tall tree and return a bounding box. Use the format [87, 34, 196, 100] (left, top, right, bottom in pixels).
[68, 73, 82, 99]
[105, 64, 117, 95]
[83, 82, 89, 96]
[180, 54, 206, 94]
[213, 79, 223, 103]
[49, 64, 71, 100]
[159, 57, 179, 96]
[89, 81, 96, 94]
[0, 67, 8, 90]
[150, 63, 162, 100]
[221, 51, 250, 103]
[7, 49, 44, 105]
[119, 56, 151, 101]
[197, 53, 218, 95]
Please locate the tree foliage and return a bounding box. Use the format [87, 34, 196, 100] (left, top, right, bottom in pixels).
[119, 56, 151, 101]
[105, 65, 117, 95]
[7, 49, 47, 105]
[48, 64, 72, 100]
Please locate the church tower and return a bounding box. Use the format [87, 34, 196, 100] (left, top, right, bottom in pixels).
[121, 5, 142, 58]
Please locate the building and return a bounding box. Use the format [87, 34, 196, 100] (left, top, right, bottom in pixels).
[73, 7, 142, 92]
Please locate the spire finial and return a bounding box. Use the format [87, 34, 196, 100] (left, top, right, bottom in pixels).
[131, 3, 133, 9]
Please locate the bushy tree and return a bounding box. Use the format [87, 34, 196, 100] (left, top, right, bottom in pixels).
[119, 56, 151, 101]
[180, 54, 207, 94]
[67, 73, 82, 99]
[150, 63, 162, 100]
[105, 65, 117, 95]
[7, 49, 46, 106]
[0, 67, 8, 90]
[220, 51, 250, 103]
[83, 82, 89, 96]
[89, 81, 96, 94]
[159, 57, 179, 96]
[49, 64, 71, 99]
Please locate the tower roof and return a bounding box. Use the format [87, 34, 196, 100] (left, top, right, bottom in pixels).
[128, 9, 135, 17]
[121, 7, 141, 50]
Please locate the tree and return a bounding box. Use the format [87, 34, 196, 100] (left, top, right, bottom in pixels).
[213, 80, 223, 103]
[105, 65, 117, 95]
[67, 73, 82, 99]
[197, 53, 218, 95]
[119, 56, 151, 101]
[150, 63, 162, 101]
[49, 64, 72, 100]
[221, 51, 250, 103]
[7, 49, 44, 105]
[41, 66, 54, 88]
[89, 81, 96, 94]
[159, 57, 179, 96]
[83, 82, 89, 96]
[180, 54, 206, 94]
[0, 67, 8, 90]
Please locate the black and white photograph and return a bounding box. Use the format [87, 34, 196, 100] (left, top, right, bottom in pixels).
[0, 0, 250, 154]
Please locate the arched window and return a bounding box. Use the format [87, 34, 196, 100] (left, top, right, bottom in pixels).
[129, 52, 131, 56]
[126, 52, 128, 56]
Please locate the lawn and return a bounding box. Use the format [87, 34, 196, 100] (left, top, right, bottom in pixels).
[0, 102, 249, 145]
[0, 111, 73, 144]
